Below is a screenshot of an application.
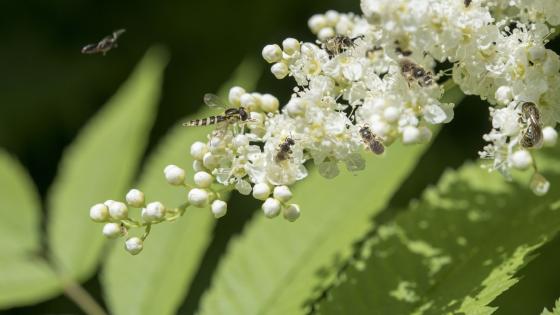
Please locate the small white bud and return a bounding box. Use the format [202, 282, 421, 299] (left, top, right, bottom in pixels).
[249, 112, 265, 126]
[260, 94, 279, 113]
[124, 237, 143, 255]
[240, 93, 258, 110]
[141, 201, 166, 222]
[125, 189, 145, 208]
[271, 62, 289, 79]
[262, 198, 281, 218]
[202, 152, 218, 169]
[282, 38, 300, 55]
[235, 180, 253, 195]
[233, 134, 250, 148]
[286, 98, 306, 117]
[193, 160, 205, 172]
[90, 203, 109, 222]
[308, 14, 327, 33]
[108, 201, 128, 220]
[530, 173, 550, 196]
[190, 141, 208, 160]
[209, 136, 224, 152]
[495, 86, 513, 106]
[273, 185, 292, 202]
[283, 204, 301, 222]
[104, 199, 116, 208]
[402, 126, 421, 145]
[383, 106, 400, 123]
[252, 183, 271, 200]
[211, 200, 228, 218]
[418, 126, 433, 143]
[318, 27, 335, 41]
[262, 44, 283, 63]
[103, 223, 123, 239]
[542, 127, 558, 147]
[228, 86, 246, 107]
[188, 188, 209, 207]
[164, 165, 186, 186]
[528, 46, 546, 63]
[325, 10, 339, 24]
[511, 150, 533, 170]
[194, 171, 213, 188]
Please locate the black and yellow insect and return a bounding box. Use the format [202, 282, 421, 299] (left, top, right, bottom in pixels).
[359, 126, 385, 155]
[183, 94, 249, 132]
[81, 29, 126, 55]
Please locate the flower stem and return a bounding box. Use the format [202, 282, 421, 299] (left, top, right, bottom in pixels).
[60, 276, 108, 315]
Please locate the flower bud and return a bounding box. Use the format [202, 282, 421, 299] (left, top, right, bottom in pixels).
[318, 27, 335, 41]
[188, 188, 209, 207]
[240, 93, 258, 110]
[190, 141, 208, 160]
[262, 44, 283, 63]
[282, 38, 300, 55]
[233, 134, 250, 148]
[193, 160, 205, 172]
[273, 185, 292, 202]
[164, 165, 186, 186]
[495, 86, 513, 106]
[402, 126, 421, 144]
[283, 204, 301, 222]
[271, 62, 289, 79]
[260, 94, 279, 113]
[90, 203, 109, 222]
[108, 201, 128, 220]
[530, 173, 550, 196]
[194, 171, 213, 188]
[142, 201, 166, 222]
[228, 86, 246, 106]
[103, 223, 123, 239]
[202, 152, 218, 169]
[252, 183, 271, 200]
[125, 189, 145, 208]
[542, 126, 558, 147]
[125, 237, 143, 255]
[262, 198, 281, 218]
[511, 150, 532, 170]
[308, 14, 327, 33]
[211, 200, 228, 218]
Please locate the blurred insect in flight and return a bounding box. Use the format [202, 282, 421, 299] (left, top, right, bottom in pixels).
[275, 136, 296, 163]
[359, 126, 385, 155]
[399, 58, 434, 87]
[81, 29, 126, 55]
[183, 93, 249, 135]
[518, 102, 543, 149]
[324, 35, 365, 57]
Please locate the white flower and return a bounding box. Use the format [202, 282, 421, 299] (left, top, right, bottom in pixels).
[125, 237, 143, 255]
[125, 189, 145, 208]
[260, 94, 280, 113]
[211, 200, 228, 218]
[164, 165, 186, 185]
[194, 171, 213, 188]
[142, 201, 166, 222]
[188, 188, 209, 207]
[252, 183, 271, 200]
[283, 204, 301, 222]
[262, 198, 281, 218]
[90, 203, 109, 222]
[108, 201, 128, 220]
[103, 223, 123, 239]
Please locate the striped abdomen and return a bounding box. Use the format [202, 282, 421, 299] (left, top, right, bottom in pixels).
[184, 115, 227, 127]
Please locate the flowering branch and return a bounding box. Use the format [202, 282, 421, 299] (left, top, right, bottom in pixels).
[89, 0, 559, 254]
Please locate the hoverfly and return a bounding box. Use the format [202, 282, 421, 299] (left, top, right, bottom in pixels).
[183, 94, 249, 135]
[81, 29, 126, 55]
[359, 126, 385, 155]
[399, 58, 434, 87]
[275, 137, 296, 163]
[518, 102, 543, 149]
[324, 35, 365, 57]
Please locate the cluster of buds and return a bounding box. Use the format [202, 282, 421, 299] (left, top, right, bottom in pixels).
[90, 0, 560, 254]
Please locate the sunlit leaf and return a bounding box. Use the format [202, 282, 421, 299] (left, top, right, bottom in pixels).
[0, 150, 60, 308]
[315, 155, 560, 315]
[101, 58, 261, 315]
[47, 47, 168, 280]
[541, 298, 560, 315]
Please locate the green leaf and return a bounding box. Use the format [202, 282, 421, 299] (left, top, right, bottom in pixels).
[47, 47, 168, 280]
[101, 58, 261, 315]
[541, 298, 560, 315]
[315, 157, 560, 315]
[197, 81, 465, 315]
[0, 150, 60, 308]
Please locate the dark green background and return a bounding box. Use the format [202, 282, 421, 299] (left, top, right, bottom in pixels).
[1, 0, 559, 314]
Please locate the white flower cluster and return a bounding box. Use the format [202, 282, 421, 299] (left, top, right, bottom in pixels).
[89, 0, 560, 253]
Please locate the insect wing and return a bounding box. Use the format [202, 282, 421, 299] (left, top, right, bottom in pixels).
[113, 29, 126, 38]
[81, 44, 99, 54]
[204, 93, 227, 109]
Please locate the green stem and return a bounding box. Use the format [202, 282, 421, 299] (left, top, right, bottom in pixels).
[60, 276, 108, 315]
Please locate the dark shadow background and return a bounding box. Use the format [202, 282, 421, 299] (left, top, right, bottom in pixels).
[0, 0, 559, 314]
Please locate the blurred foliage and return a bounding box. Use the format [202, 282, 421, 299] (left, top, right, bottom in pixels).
[0, 1, 560, 315]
